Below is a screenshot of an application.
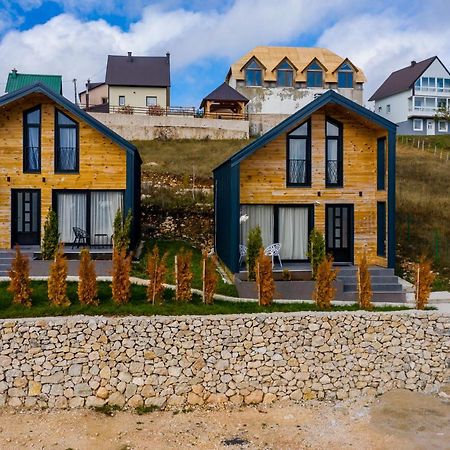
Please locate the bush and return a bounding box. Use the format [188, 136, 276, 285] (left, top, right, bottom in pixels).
[78, 248, 98, 306]
[48, 245, 70, 307]
[7, 246, 32, 307]
[175, 250, 193, 302]
[247, 226, 262, 281]
[118, 105, 134, 114]
[147, 105, 165, 116]
[111, 248, 132, 304]
[282, 268, 292, 281]
[307, 229, 326, 279]
[41, 209, 59, 260]
[415, 257, 435, 310]
[312, 255, 337, 310]
[113, 209, 132, 252]
[358, 250, 373, 310]
[202, 252, 218, 304]
[256, 248, 274, 306]
[146, 245, 168, 305]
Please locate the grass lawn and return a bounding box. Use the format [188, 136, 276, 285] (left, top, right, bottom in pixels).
[132, 239, 239, 297]
[0, 281, 415, 319]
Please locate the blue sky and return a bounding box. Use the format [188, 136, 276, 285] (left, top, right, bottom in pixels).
[0, 0, 448, 106]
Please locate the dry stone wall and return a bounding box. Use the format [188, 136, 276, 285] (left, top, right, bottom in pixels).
[0, 312, 448, 410]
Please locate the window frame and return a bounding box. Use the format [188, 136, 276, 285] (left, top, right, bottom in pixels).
[377, 201, 386, 257]
[245, 59, 263, 87]
[54, 109, 80, 174]
[325, 117, 343, 188]
[438, 120, 448, 132]
[146, 96, 157, 107]
[337, 63, 354, 88]
[276, 61, 294, 87]
[413, 118, 423, 131]
[23, 105, 41, 174]
[306, 61, 323, 88]
[286, 119, 311, 187]
[377, 137, 386, 190]
[118, 95, 126, 106]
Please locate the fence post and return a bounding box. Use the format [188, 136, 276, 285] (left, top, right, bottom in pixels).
[422, 140, 424, 151]
[174, 255, 178, 299]
[434, 145, 437, 155]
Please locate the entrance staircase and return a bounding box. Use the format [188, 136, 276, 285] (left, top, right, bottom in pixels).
[336, 266, 406, 303]
[0, 249, 35, 277]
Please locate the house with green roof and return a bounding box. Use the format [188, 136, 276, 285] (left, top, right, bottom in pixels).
[5, 69, 62, 94]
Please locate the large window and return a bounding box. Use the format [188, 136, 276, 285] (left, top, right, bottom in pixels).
[306, 61, 323, 88]
[276, 60, 294, 87]
[337, 62, 353, 88]
[55, 110, 78, 172]
[377, 137, 386, 190]
[326, 118, 343, 187]
[287, 121, 311, 186]
[245, 59, 263, 86]
[413, 119, 423, 131]
[23, 107, 41, 172]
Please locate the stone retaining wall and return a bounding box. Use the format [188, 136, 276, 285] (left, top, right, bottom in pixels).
[0, 312, 449, 409]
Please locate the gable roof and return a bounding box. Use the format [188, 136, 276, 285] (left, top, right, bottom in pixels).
[369, 56, 440, 101]
[200, 83, 249, 108]
[0, 82, 141, 163]
[78, 82, 105, 96]
[228, 46, 366, 84]
[214, 90, 396, 171]
[105, 53, 170, 87]
[6, 71, 62, 94]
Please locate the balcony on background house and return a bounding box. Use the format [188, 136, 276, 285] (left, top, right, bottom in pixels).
[408, 106, 439, 118]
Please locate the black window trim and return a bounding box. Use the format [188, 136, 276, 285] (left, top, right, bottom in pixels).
[54, 108, 80, 174]
[325, 116, 344, 188]
[286, 119, 311, 187]
[23, 105, 42, 174]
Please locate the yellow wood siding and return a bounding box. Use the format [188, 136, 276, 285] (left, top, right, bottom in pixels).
[0, 93, 126, 248]
[240, 104, 388, 266]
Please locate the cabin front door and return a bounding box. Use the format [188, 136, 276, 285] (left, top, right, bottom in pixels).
[11, 189, 41, 246]
[326, 204, 353, 263]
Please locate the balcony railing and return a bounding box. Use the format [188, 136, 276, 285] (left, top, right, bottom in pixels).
[288, 159, 306, 184]
[415, 86, 450, 94]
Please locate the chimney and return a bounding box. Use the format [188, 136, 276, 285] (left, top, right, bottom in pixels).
[127, 51, 133, 62]
[166, 52, 170, 61]
[411, 60, 416, 66]
[12, 68, 17, 78]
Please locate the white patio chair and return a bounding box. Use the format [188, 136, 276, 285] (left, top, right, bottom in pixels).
[239, 245, 247, 266]
[264, 243, 282, 268]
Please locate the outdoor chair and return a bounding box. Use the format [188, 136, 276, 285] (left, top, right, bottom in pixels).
[239, 244, 247, 266]
[72, 227, 89, 248]
[264, 243, 283, 268]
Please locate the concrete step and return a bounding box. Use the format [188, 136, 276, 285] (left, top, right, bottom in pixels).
[343, 283, 404, 293]
[341, 291, 407, 303]
[338, 267, 395, 277]
[338, 275, 399, 284]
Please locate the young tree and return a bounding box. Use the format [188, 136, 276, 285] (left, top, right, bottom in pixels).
[112, 209, 133, 252]
[247, 226, 263, 281]
[48, 245, 70, 307]
[78, 248, 98, 306]
[358, 250, 373, 310]
[415, 257, 435, 310]
[111, 248, 132, 304]
[175, 249, 193, 302]
[41, 209, 59, 260]
[7, 245, 32, 307]
[256, 248, 274, 306]
[146, 245, 168, 305]
[312, 255, 337, 310]
[307, 229, 326, 280]
[202, 251, 218, 305]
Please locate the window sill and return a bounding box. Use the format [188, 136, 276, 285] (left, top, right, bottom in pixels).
[23, 170, 42, 174]
[325, 184, 344, 189]
[55, 170, 80, 174]
[286, 183, 312, 188]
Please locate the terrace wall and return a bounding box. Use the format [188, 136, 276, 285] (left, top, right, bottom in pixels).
[0, 311, 448, 409]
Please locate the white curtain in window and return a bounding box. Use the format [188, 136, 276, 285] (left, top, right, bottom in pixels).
[278, 207, 308, 259]
[57, 193, 87, 242]
[90, 191, 123, 245]
[240, 205, 274, 248]
[59, 128, 77, 170]
[27, 127, 39, 170]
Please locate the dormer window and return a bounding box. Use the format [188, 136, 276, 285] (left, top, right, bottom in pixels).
[23, 106, 41, 173]
[337, 62, 353, 88]
[287, 121, 311, 186]
[276, 60, 294, 87]
[245, 60, 263, 86]
[306, 61, 323, 88]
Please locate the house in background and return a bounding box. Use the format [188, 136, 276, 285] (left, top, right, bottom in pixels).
[225, 46, 366, 134]
[78, 82, 108, 110]
[214, 91, 396, 278]
[200, 82, 249, 118]
[0, 82, 141, 250]
[369, 56, 450, 135]
[5, 69, 62, 94]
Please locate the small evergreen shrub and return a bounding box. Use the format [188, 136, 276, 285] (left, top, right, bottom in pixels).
[113, 209, 132, 253]
[146, 245, 168, 305]
[358, 250, 373, 310]
[41, 209, 59, 260]
[312, 255, 337, 310]
[247, 226, 263, 281]
[282, 268, 292, 281]
[415, 257, 435, 310]
[111, 248, 132, 304]
[175, 250, 193, 302]
[256, 248, 274, 306]
[78, 248, 98, 306]
[202, 252, 218, 305]
[307, 228, 326, 280]
[48, 245, 70, 307]
[8, 245, 32, 307]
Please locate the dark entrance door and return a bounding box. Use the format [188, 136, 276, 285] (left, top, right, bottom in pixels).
[12, 189, 41, 246]
[326, 204, 353, 263]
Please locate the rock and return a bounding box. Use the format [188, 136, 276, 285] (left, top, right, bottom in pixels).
[86, 396, 105, 408]
[187, 392, 203, 405]
[99, 366, 111, 380]
[263, 393, 277, 404]
[108, 392, 126, 408]
[128, 395, 144, 408]
[244, 390, 264, 405]
[74, 384, 92, 397]
[96, 387, 109, 400]
[206, 393, 228, 405]
[28, 381, 41, 397]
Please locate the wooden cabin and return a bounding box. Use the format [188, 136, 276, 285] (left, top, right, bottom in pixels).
[0, 82, 141, 249]
[214, 90, 396, 273]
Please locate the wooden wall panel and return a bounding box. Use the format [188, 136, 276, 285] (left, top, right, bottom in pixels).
[240, 104, 389, 266]
[0, 94, 127, 248]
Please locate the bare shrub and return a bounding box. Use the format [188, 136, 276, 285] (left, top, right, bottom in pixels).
[146, 245, 168, 305]
[112, 248, 132, 304]
[415, 257, 435, 310]
[175, 250, 193, 302]
[312, 256, 337, 310]
[8, 245, 32, 307]
[256, 248, 274, 306]
[78, 248, 98, 306]
[48, 245, 70, 307]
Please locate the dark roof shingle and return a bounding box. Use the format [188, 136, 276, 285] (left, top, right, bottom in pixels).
[200, 83, 249, 107]
[369, 56, 438, 101]
[105, 53, 170, 87]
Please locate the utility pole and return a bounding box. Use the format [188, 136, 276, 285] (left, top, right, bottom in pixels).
[73, 78, 78, 106]
[86, 78, 90, 109]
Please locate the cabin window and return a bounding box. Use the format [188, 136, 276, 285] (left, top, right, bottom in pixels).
[337, 63, 353, 88]
[287, 121, 311, 186]
[119, 96, 125, 106]
[23, 106, 41, 173]
[276, 61, 294, 87]
[377, 202, 386, 257]
[245, 60, 262, 86]
[377, 137, 386, 190]
[55, 110, 79, 173]
[325, 118, 343, 187]
[439, 120, 448, 132]
[413, 119, 423, 131]
[146, 96, 157, 107]
[306, 61, 323, 88]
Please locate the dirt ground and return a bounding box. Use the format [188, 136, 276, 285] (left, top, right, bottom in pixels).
[0, 389, 449, 450]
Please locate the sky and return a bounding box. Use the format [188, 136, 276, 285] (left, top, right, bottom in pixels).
[0, 0, 449, 106]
